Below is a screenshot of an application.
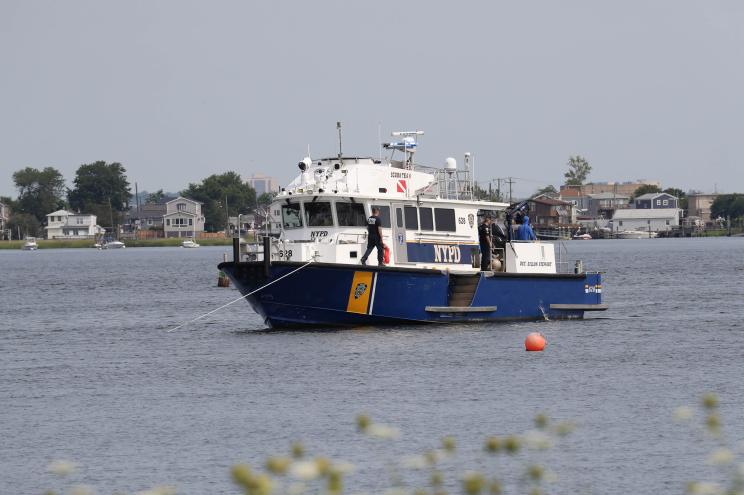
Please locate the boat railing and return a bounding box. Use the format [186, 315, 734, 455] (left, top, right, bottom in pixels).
[556, 240, 572, 274]
[336, 233, 367, 244]
[415, 167, 474, 200]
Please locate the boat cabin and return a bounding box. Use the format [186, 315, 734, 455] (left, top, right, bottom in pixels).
[242, 134, 560, 274]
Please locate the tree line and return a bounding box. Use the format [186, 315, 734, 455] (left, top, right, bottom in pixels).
[2, 162, 274, 239]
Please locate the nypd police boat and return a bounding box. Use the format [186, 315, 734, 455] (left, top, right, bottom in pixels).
[218, 130, 607, 328]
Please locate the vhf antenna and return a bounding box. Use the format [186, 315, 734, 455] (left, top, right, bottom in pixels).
[337, 121, 342, 161]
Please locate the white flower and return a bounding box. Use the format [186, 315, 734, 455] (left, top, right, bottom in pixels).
[290, 461, 320, 480]
[366, 424, 400, 440]
[707, 448, 734, 465]
[687, 481, 723, 495]
[673, 406, 694, 422]
[544, 469, 559, 483]
[48, 460, 78, 476]
[523, 430, 552, 450]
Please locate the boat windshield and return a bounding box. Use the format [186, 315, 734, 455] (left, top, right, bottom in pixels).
[281, 203, 303, 229]
[304, 202, 333, 227]
[335, 202, 366, 227]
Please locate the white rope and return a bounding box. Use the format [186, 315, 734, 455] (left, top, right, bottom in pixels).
[167, 260, 314, 332]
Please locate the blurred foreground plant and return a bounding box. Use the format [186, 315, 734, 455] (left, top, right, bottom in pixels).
[677, 393, 744, 495]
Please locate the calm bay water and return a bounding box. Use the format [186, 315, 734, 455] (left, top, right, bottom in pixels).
[2, 238, 744, 494]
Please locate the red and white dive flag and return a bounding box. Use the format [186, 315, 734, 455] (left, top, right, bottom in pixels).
[396, 179, 408, 193]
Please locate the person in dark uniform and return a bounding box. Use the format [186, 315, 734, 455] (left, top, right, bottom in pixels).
[361, 207, 385, 266]
[478, 215, 493, 271]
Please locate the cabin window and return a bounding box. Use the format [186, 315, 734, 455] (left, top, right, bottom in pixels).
[304, 202, 333, 227]
[419, 207, 433, 231]
[336, 202, 366, 227]
[371, 205, 391, 228]
[404, 206, 418, 230]
[281, 203, 303, 229]
[395, 208, 403, 228]
[434, 208, 456, 232]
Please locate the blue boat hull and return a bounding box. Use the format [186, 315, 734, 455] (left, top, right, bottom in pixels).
[217, 262, 606, 328]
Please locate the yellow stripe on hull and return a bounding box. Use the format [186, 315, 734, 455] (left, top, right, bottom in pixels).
[346, 271, 374, 314]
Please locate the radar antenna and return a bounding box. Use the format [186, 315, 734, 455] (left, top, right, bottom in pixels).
[383, 130, 424, 169]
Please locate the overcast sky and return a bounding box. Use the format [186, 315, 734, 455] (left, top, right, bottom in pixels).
[1, 0, 742, 200]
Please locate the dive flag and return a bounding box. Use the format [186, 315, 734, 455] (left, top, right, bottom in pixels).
[396, 179, 407, 193]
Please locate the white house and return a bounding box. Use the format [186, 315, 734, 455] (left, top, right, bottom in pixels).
[0, 201, 9, 238]
[610, 208, 681, 233]
[163, 196, 205, 238]
[45, 210, 105, 239]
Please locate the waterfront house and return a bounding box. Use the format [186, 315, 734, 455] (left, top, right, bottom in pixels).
[0, 201, 9, 238]
[560, 180, 661, 198]
[163, 196, 205, 238]
[687, 193, 719, 227]
[125, 197, 173, 232]
[45, 210, 105, 239]
[634, 192, 678, 209]
[527, 197, 577, 227]
[587, 192, 630, 218]
[558, 187, 589, 214]
[610, 208, 680, 233]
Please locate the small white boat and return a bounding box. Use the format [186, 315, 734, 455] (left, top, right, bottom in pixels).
[181, 238, 200, 248]
[22, 237, 38, 250]
[616, 230, 657, 239]
[573, 233, 592, 240]
[102, 240, 126, 249]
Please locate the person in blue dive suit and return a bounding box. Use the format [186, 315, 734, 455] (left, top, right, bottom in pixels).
[516, 215, 537, 241]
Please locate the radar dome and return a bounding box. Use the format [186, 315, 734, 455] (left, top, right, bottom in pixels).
[445, 157, 457, 170]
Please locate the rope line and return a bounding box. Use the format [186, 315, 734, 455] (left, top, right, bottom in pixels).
[167, 260, 314, 332]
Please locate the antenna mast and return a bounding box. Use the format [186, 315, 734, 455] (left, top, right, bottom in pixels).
[336, 121, 342, 161]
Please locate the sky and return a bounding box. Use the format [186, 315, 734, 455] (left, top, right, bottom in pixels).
[1, 0, 743, 200]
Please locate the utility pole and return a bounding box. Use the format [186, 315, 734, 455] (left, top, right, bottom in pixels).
[507, 177, 515, 204]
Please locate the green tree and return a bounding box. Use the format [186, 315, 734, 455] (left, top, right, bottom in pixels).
[711, 194, 744, 220]
[630, 184, 662, 201]
[257, 192, 277, 207]
[12, 167, 67, 222]
[146, 189, 165, 204]
[182, 172, 257, 231]
[663, 187, 687, 210]
[68, 161, 131, 211]
[68, 161, 131, 229]
[563, 156, 592, 186]
[533, 185, 558, 197]
[7, 212, 42, 239]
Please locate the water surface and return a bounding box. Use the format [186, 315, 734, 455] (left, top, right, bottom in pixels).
[2, 238, 743, 494]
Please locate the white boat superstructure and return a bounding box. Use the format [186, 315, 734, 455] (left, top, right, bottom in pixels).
[616, 230, 657, 239]
[182, 238, 200, 248]
[102, 240, 126, 249]
[243, 130, 562, 275]
[22, 237, 38, 250]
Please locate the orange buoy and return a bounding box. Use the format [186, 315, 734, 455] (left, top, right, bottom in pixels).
[525, 332, 547, 352]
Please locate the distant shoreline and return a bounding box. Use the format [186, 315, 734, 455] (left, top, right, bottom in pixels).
[0, 238, 234, 249]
